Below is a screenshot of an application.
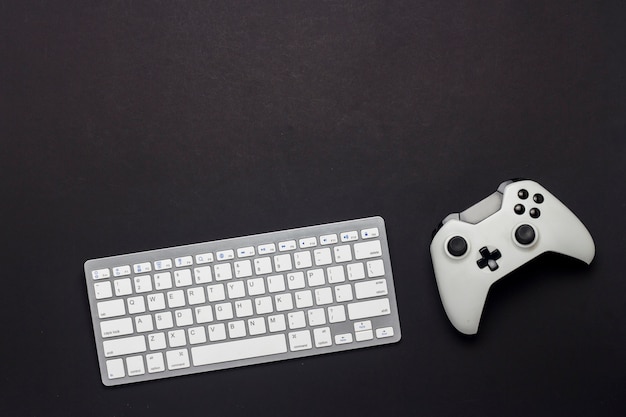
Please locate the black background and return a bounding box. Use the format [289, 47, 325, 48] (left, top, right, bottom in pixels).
[2, 1, 625, 416]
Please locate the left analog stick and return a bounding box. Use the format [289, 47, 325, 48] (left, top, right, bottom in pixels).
[447, 236, 468, 257]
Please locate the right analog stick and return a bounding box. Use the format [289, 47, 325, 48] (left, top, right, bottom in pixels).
[515, 224, 536, 245]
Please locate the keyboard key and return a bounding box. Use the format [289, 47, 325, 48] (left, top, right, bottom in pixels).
[113, 265, 131, 277]
[135, 315, 153, 333]
[268, 314, 286, 332]
[335, 333, 353, 345]
[275, 293, 293, 311]
[334, 245, 352, 262]
[340, 231, 358, 242]
[237, 246, 255, 258]
[254, 257, 273, 275]
[375, 327, 394, 339]
[174, 256, 193, 267]
[227, 281, 246, 299]
[307, 308, 326, 326]
[355, 330, 374, 341]
[127, 296, 146, 314]
[248, 317, 267, 336]
[314, 287, 333, 305]
[306, 269, 325, 286]
[254, 296, 273, 315]
[347, 298, 391, 320]
[234, 260, 253, 278]
[94, 282, 112, 299]
[286, 272, 305, 290]
[295, 290, 313, 308]
[114, 278, 132, 296]
[174, 269, 193, 287]
[354, 279, 388, 299]
[257, 243, 276, 254]
[133, 262, 152, 274]
[166, 349, 190, 370]
[207, 323, 227, 341]
[195, 253, 214, 264]
[194, 306, 213, 323]
[294, 251, 312, 269]
[154, 259, 172, 271]
[216, 250, 234, 261]
[347, 263, 365, 280]
[92, 268, 110, 280]
[228, 320, 246, 338]
[326, 265, 345, 283]
[288, 330, 312, 351]
[191, 334, 287, 366]
[154, 272, 172, 290]
[214, 264, 233, 281]
[193, 266, 212, 284]
[354, 320, 372, 332]
[146, 353, 165, 373]
[187, 327, 207, 344]
[319, 234, 338, 245]
[328, 305, 346, 323]
[207, 284, 226, 301]
[100, 317, 133, 338]
[353, 240, 382, 260]
[97, 299, 126, 319]
[367, 259, 385, 277]
[167, 330, 186, 348]
[215, 302, 234, 320]
[134, 275, 153, 293]
[274, 254, 292, 272]
[278, 240, 297, 251]
[103, 335, 147, 357]
[246, 278, 265, 296]
[313, 327, 332, 347]
[148, 333, 166, 350]
[267, 275, 285, 293]
[106, 359, 125, 379]
[155, 312, 174, 329]
[174, 309, 193, 326]
[186, 287, 206, 305]
[299, 237, 317, 248]
[147, 293, 166, 311]
[314, 248, 332, 266]
[126, 355, 145, 376]
[361, 227, 379, 239]
[334, 284, 353, 302]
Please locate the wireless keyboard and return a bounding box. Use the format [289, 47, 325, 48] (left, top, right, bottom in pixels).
[84, 216, 401, 386]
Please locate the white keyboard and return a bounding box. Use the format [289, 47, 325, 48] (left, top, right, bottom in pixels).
[84, 217, 401, 386]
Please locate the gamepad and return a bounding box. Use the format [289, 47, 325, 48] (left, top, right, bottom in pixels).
[430, 179, 595, 335]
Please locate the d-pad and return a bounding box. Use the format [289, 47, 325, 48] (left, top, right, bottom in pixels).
[477, 246, 501, 271]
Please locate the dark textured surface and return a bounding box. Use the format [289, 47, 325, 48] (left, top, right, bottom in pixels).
[2, 1, 624, 416]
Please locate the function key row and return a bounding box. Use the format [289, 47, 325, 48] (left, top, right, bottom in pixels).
[92, 227, 380, 280]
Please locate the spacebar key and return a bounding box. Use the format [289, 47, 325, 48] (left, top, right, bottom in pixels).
[191, 334, 288, 366]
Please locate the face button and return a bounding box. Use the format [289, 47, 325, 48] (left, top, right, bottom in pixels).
[447, 236, 468, 257]
[477, 247, 502, 271]
[515, 224, 536, 245]
[518, 189, 529, 199]
[514, 204, 525, 215]
[533, 193, 544, 203]
[529, 208, 541, 218]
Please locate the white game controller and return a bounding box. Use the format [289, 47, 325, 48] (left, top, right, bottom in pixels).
[430, 179, 595, 335]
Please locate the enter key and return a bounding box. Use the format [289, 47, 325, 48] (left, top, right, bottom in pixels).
[354, 279, 388, 299]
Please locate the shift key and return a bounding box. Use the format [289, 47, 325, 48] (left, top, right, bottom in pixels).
[103, 335, 147, 357]
[347, 298, 391, 320]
